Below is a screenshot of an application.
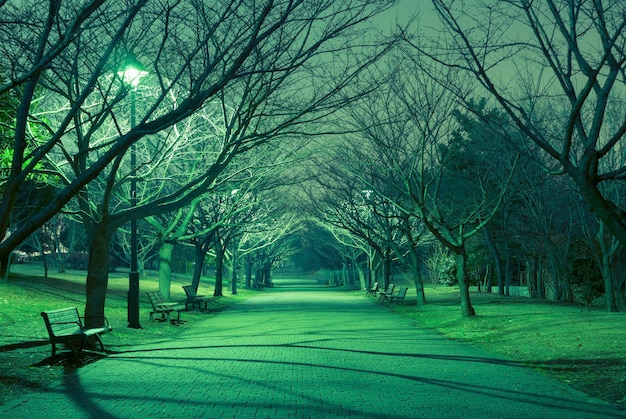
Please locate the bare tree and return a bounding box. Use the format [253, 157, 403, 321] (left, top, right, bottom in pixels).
[337, 52, 519, 316]
[238, 201, 300, 288]
[417, 0, 626, 250]
[0, 0, 394, 321]
[306, 147, 404, 292]
[0, 0, 393, 271]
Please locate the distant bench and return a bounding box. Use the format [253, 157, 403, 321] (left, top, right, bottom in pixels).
[365, 281, 379, 297]
[146, 290, 185, 324]
[378, 284, 395, 303]
[41, 307, 112, 361]
[377, 285, 409, 305]
[388, 287, 409, 305]
[182, 285, 210, 309]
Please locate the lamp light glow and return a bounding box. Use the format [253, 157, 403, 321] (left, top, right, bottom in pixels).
[118, 53, 148, 87]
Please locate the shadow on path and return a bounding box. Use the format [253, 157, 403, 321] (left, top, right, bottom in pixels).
[2, 278, 624, 418]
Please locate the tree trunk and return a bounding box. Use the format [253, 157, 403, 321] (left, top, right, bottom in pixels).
[500, 237, 512, 296]
[265, 267, 272, 287]
[481, 264, 491, 292]
[0, 252, 9, 278]
[214, 246, 223, 296]
[231, 246, 238, 295]
[454, 249, 476, 317]
[366, 254, 372, 289]
[411, 257, 426, 307]
[85, 226, 111, 328]
[504, 250, 510, 296]
[569, 171, 626, 251]
[601, 259, 618, 312]
[597, 221, 619, 312]
[537, 263, 546, 299]
[158, 242, 174, 300]
[616, 255, 625, 302]
[383, 246, 391, 289]
[484, 226, 502, 294]
[191, 242, 205, 291]
[405, 236, 426, 307]
[245, 257, 252, 287]
[413, 275, 426, 307]
[2, 252, 13, 283]
[42, 252, 49, 278]
[547, 256, 563, 301]
[528, 258, 538, 298]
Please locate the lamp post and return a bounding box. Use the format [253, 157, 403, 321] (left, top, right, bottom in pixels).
[230, 189, 240, 295]
[119, 53, 148, 329]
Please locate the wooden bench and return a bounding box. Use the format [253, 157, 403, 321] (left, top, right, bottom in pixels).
[378, 283, 395, 303]
[182, 285, 210, 309]
[146, 291, 185, 323]
[41, 307, 112, 361]
[388, 287, 409, 305]
[365, 281, 379, 297]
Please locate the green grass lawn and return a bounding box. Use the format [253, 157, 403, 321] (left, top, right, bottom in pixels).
[389, 286, 626, 408]
[0, 263, 251, 405]
[1, 264, 625, 409]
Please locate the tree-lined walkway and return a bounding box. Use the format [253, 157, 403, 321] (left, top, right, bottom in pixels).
[3, 279, 623, 418]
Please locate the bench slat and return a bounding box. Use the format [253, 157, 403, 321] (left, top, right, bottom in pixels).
[41, 307, 111, 361]
[146, 291, 184, 323]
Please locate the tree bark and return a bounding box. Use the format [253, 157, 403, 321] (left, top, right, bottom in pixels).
[0, 252, 9, 278]
[409, 254, 426, 307]
[254, 268, 262, 288]
[158, 242, 174, 300]
[484, 226, 502, 294]
[214, 245, 223, 296]
[601, 257, 618, 312]
[85, 226, 111, 328]
[357, 265, 366, 291]
[191, 242, 205, 291]
[528, 258, 538, 298]
[245, 257, 252, 287]
[413, 272, 427, 307]
[454, 249, 476, 317]
[265, 267, 273, 287]
[598, 222, 619, 312]
[383, 246, 391, 289]
[231, 245, 238, 295]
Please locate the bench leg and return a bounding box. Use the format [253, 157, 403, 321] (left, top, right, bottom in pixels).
[170, 310, 181, 324]
[50, 342, 57, 362]
[95, 334, 106, 351]
[69, 339, 81, 359]
[151, 311, 169, 322]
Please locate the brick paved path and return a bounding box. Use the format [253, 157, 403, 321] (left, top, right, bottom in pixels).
[3, 278, 624, 418]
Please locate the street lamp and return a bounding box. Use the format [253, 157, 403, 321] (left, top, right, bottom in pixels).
[230, 189, 240, 295]
[118, 53, 148, 329]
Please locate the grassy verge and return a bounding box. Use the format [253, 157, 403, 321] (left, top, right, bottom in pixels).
[389, 286, 626, 408]
[2, 265, 625, 409]
[0, 263, 252, 406]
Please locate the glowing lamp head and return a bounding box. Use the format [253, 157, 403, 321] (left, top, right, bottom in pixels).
[118, 53, 148, 87]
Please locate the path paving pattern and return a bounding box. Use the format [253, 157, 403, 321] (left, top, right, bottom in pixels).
[3, 279, 624, 418]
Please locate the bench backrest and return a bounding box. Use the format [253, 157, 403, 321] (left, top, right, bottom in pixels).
[384, 284, 395, 294]
[41, 307, 83, 338]
[146, 291, 167, 309]
[182, 285, 198, 300]
[397, 287, 408, 297]
[370, 282, 379, 291]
